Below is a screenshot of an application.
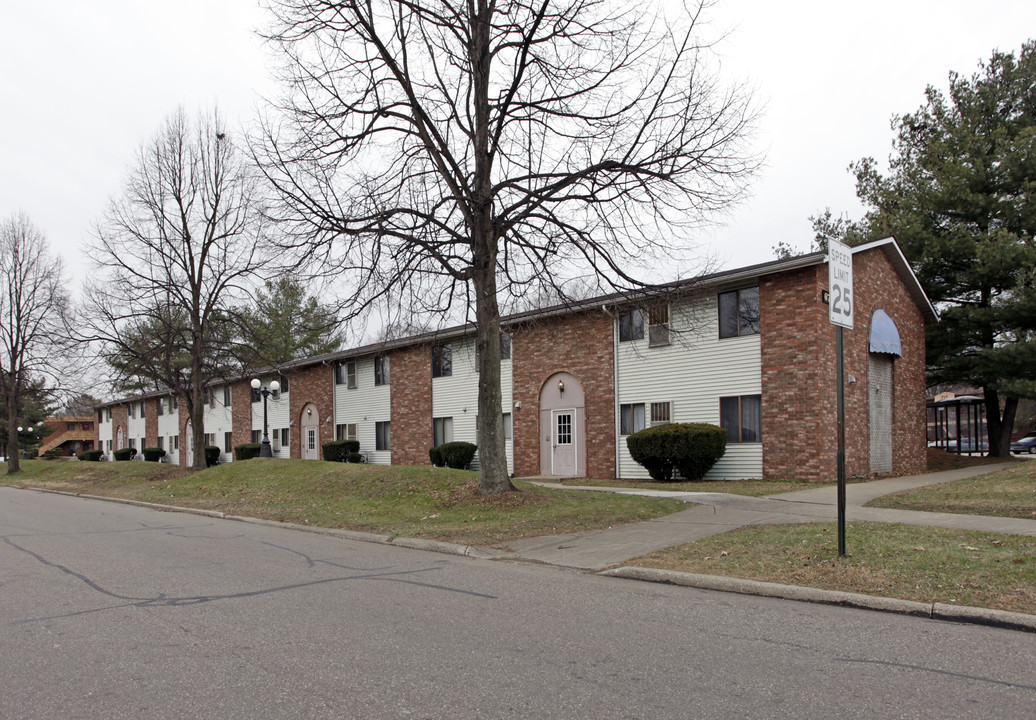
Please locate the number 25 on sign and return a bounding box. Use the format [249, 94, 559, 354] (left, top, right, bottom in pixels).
[828, 240, 854, 329]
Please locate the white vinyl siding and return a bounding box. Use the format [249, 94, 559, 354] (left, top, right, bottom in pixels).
[97, 409, 113, 459]
[203, 385, 235, 463]
[156, 397, 180, 465]
[334, 357, 391, 464]
[615, 294, 762, 480]
[127, 405, 146, 459]
[432, 336, 513, 473]
[252, 376, 291, 458]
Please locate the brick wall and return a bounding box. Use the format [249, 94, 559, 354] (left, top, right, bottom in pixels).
[231, 380, 254, 454]
[511, 309, 616, 479]
[850, 249, 927, 476]
[761, 247, 927, 481]
[390, 344, 433, 466]
[289, 364, 335, 458]
[760, 266, 828, 481]
[112, 405, 128, 452]
[145, 399, 158, 448]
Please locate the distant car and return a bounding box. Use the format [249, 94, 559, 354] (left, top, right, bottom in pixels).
[1011, 435, 1036, 454]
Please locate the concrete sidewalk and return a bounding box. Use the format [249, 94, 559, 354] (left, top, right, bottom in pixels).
[507, 463, 1034, 570]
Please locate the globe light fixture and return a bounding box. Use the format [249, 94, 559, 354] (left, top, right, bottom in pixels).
[251, 378, 281, 458]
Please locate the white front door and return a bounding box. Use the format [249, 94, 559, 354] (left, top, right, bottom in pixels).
[304, 426, 318, 460]
[551, 409, 577, 476]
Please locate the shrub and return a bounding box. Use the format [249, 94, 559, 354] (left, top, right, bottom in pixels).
[323, 439, 360, 462]
[434, 441, 477, 470]
[205, 445, 221, 467]
[42, 449, 60, 459]
[626, 423, 726, 481]
[235, 443, 262, 461]
[79, 450, 103, 462]
[142, 447, 166, 462]
[429, 446, 443, 466]
[113, 447, 138, 462]
[345, 452, 365, 463]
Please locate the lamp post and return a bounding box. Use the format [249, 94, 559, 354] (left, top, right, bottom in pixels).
[17, 422, 43, 459]
[250, 378, 280, 458]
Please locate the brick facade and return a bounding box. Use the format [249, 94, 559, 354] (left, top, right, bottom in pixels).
[511, 309, 616, 479]
[231, 380, 254, 453]
[144, 399, 158, 448]
[390, 344, 434, 466]
[289, 363, 335, 459]
[111, 405, 128, 452]
[760, 247, 927, 481]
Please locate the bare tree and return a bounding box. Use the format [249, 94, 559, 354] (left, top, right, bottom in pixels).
[0, 213, 75, 473]
[258, 0, 757, 493]
[82, 108, 269, 469]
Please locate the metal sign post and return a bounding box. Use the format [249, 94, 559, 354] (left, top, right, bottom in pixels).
[827, 240, 854, 558]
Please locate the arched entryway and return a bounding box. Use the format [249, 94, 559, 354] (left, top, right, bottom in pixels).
[539, 372, 586, 477]
[300, 403, 320, 460]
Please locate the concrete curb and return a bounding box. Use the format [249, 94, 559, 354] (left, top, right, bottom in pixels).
[13, 485, 1036, 633]
[601, 566, 1036, 634]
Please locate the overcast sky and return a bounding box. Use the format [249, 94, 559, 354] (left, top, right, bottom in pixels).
[3, 0, 1034, 292]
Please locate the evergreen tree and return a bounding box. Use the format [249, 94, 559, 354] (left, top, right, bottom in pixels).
[851, 41, 1036, 456]
[237, 278, 343, 368]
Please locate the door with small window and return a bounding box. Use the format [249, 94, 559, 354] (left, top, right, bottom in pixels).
[551, 409, 577, 476]
[301, 404, 320, 460]
[538, 372, 585, 477]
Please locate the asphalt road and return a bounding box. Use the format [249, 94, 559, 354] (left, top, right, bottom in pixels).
[2, 486, 1034, 719]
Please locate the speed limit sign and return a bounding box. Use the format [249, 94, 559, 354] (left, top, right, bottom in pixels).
[828, 239, 854, 329]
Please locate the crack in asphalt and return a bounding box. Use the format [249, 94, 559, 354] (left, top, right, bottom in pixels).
[838, 658, 1036, 691]
[4, 532, 497, 626]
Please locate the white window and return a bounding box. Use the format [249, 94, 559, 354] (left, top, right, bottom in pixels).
[721, 395, 762, 442]
[433, 417, 454, 447]
[650, 402, 671, 425]
[336, 361, 357, 388]
[223, 386, 232, 406]
[619, 309, 644, 342]
[376, 421, 391, 451]
[432, 344, 452, 377]
[374, 356, 390, 386]
[336, 423, 358, 442]
[503, 412, 512, 440]
[719, 287, 761, 338]
[648, 304, 671, 347]
[272, 429, 281, 452]
[620, 403, 646, 435]
[251, 429, 261, 443]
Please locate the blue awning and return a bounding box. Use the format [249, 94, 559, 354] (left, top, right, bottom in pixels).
[870, 309, 902, 356]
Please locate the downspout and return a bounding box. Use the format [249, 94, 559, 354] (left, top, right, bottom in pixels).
[602, 304, 620, 479]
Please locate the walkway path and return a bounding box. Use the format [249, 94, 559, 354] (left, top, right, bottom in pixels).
[506, 463, 1035, 570]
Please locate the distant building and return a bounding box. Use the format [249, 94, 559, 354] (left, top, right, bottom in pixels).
[36, 416, 96, 457]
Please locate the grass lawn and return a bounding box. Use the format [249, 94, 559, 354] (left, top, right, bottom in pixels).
[626, 521, 1036, 615]
[2, 458, 684, 546]
[867, 460, 1036, 520]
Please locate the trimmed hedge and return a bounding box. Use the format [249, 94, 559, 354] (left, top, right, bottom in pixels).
[142, 447, 166, 462]
[345, 452, 365, 463]
[79, 450, 103, 462]
[205, 445, 221, 467]
[113, 447, 137, 462]
[235, 443, 262, 461]
[431, 441, 477, 470]
[323, 439, 360, 462]
[626, 423, 726, 481]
